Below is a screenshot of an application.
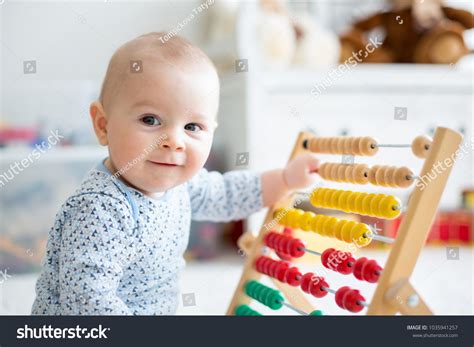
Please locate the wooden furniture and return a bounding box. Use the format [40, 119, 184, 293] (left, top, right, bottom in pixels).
[226, 127, 462, 316]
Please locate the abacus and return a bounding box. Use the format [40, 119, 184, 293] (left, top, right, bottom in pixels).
[227, 128, 462, 316]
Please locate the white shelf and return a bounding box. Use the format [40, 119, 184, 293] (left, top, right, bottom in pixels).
[258, 64, 473, 93]
[0, 145, 107, 164]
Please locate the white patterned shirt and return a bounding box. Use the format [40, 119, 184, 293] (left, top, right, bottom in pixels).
[31, 159, 263, 315]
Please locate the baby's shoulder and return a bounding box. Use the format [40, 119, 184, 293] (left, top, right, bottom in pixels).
[61, 169, 135, 222]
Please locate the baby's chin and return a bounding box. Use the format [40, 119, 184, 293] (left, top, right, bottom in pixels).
[128, 174, 186, 196]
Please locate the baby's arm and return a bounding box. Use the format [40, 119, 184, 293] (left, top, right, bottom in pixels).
[58, 194, 136, 315]
[187, 153, 319, 222]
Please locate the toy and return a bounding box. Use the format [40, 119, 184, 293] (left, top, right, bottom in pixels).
[258, 0, 340, 68]
[339, 0, 474, 64]
[227, 127, 462, 315]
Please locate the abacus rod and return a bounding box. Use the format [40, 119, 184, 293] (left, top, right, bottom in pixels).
[280, 301, 309, 316]
[302, 248, 322, 256]
[366, 233, 395, 244]
[321, 286, 336, 294]
[374, 144, 411, 148]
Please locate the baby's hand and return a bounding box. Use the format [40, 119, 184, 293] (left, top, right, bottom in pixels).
[283, 153, 320, 190]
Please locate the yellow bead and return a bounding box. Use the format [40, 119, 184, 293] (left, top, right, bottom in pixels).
[323, 189, 335, 208]
[379, 195, 402, 219]
[330, 190, 343, 209]
[346, 192, 360, 213]
[341, 220, 357, 243]
[291, 209, 305, 229]
[354, 193, 366, 214]
[275, 209, 287, 226]
[317, 216, 329, 236]
[339, 191, 352, 213]
[310, 189, 323, 207]
[370, 194, 386, 217]
[312, 215, 325, 234]
[351, 223, 372, 247]
[285, 209, 296, 227]
[334, 220, 346, 240]
[326, 218, 341, 238]
[300, 211, 316, 231]
[323, 217, 338, 237]
[362, 194, 377, 216]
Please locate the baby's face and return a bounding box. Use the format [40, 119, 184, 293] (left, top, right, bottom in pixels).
[103, 62, 219, 195]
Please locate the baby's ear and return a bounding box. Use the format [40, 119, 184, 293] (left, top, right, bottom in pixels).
[90, 101, 108, 146]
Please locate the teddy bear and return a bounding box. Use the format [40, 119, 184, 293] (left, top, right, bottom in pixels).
[339, 0, 474, 64]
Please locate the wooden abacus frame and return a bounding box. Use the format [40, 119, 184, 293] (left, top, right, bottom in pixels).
[226, 127, 462, 316]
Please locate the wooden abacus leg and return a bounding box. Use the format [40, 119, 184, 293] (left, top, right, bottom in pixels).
[226, 131, 316, 315]
[367, 127, 462, 315]
[385, 279, 432, 315]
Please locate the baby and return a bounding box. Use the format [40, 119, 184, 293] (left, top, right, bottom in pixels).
[31, 32, 319, 315]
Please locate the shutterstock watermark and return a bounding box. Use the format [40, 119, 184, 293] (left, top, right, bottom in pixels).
[17, 324, 109, 339]
[0, 130, 64, 188]
[310, 36, 382, 98]
[416, 136, 473, 191]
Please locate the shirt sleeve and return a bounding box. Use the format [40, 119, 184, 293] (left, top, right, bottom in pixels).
[58, 193, 137, 315]
[186, 168, 264, 222]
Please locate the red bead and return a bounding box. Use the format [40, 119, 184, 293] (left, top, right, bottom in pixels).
[285, 267, 302, 286]
[321, 248, 335, 269]
[301, 273, 315, 293]
[275, 251, 293, 261]
[309, 276, 329, 298]
[342, 289, 365, 313]
[325, 249, 341, 271]
[275, 262, 289, 282]
[270, 261, 279, 277]
[275, 235, 288, 253]
[335, 286, 351, 309]
[255, 257, 264, 273]
[353, 257, 367, 281]
[290, 239, 305, 258]
[264, 232, 272, 247]
[362, 260, 382, 283]
[336, 252, 356, 275]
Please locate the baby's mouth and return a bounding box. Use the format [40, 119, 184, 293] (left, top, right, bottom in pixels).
[147, 160, 180, 167]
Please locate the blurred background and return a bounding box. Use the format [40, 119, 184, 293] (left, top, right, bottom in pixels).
[0, 0, 472, 315]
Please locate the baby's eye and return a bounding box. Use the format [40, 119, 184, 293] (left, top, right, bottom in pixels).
[141, 114, 161, 126]
[184, 123, 203, 132]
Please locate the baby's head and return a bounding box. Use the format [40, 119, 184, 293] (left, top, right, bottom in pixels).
[90, 32, 220, 196]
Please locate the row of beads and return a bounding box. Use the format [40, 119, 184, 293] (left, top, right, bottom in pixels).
[255, 256, 302, 286]
[321, 249, 382, 283]
[309, 188, 402, 219]
[336, 286, 366, 313]
[261, 234, 383, 283]
[304, 135, 432, 159]
[318, 163, 414, 188]
[264, 232, 305, 258]
[244, 279, 366, 313]
[244, 280, 283, 310]
[305, 136, 379, 156]
[276, 208, 373, 247]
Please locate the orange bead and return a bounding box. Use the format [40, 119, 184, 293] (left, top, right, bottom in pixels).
[359, 137, 379, 156]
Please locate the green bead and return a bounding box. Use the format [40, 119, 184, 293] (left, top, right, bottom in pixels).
[244, 280, 283, 310]
[310, 310, 324, 316]
[235, 305, 262, 316]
